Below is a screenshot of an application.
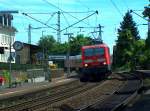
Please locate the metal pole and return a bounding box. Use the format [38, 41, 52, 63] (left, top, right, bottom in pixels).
[68, 35, 70, 77]
[28, 24, 31, 44]
[57, 11, 61, 43]
[28, 24, 31, 64]
[42, 31, 45, 68]
[9, 33, 12, 88]
[42, 31, 46, 80]
[64, 33, 73, 77]
[98, 24, 104, 42]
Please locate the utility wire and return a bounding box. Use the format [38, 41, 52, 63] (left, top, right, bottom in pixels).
[24, 12, 56, 14]
[42, 0, 94, 27]
[22, 13, 57, 31]
[132, 10, 143, 11]
[25, 11, 95, 14]
[75, 0, 93, 27]
[62, 12, 70, 27]
[60, 11, 98, 32]
[130, 10, 148, 22]
[110, 0, 124, 18]
[45, 12, 56, 24]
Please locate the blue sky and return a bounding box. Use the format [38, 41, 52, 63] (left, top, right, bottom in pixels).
[0, 0, 149, 54]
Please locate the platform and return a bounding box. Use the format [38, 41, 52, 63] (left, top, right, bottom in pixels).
[0, 76, 76, 100]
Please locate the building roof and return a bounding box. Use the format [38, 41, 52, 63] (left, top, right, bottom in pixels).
[22, 43, 41, 51]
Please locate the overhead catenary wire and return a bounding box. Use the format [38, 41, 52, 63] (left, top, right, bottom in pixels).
[75, 0, 92, 27]
[130, 10, 149, 22]
[110, 0, 124, 18]
[25, 11, 95, 14]
[60, 11, 98, 32]
[45, 12, 56, 24]
[62, 12, 70, 27]
[22, 13, 57, 31]
[42, 0, 94, 27]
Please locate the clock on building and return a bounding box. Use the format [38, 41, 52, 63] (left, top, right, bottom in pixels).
[13, 41, 23, 51]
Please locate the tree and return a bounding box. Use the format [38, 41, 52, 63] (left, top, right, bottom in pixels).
[69, 34, 93, 55]
[118, 11, 140, 40]
[143, 3, 150, 49]
[114, 11, 140, 68]
[133, 40, 146, 68]
[115, 29, 134, 67]
[38, 35, 56, 55]
[143, 3, 150, 18]
[52, 42, 68, 55]
[142, 2, 150, 69]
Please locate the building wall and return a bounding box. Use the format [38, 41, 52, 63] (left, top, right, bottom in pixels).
[0, 32, 15, 63]
[15, 44, 40, 65]
[0, 13, 16, 63]
[0, 13, 13, 27]
[16, 46, 29, 64]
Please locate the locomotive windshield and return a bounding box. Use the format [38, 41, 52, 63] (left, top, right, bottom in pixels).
[95, 48, 104, 55]
[84, 48, 93, 56]
[84, 48, 104, 56]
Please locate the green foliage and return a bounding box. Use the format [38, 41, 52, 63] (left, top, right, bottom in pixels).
[38, 35, 56, 55]
[143, 3, 150, 49]
[145, 30, 150, 49]
[142, 3, 150, 69]
[51, 42, 68, 55]
[38, 34, 93, 56]
[143, 4, 150, 18]
[114, 11, 141, 70]
[118, 11, 140, 40]
[142, 49, 150, 69]
[37, 34, 93, 68]
[115, 29, 135, 66]
[2, 70, 10, 83]
[0, 63, 42, 71]
[70, 34, 93, 55]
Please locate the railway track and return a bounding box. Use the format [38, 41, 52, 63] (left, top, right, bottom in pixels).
[44, 74, 124, 111]
[0, 79, 80, 110]
[76, 73, 142, 111]
[0, 72, 142, 111]
[0, 79, 103, 111]
[22, 74, 123, 111]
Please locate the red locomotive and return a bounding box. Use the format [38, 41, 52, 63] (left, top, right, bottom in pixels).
[80, 43, 111, 81]
[64, 43, 111, 81]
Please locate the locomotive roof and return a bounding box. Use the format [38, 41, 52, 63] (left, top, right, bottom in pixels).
[82, 44, 109, 49]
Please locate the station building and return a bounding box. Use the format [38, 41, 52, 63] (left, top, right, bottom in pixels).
[15, 43, 41, 64]
[0, 13, 16, 63]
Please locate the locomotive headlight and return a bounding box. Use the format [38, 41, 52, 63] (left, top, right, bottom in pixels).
[84, 64, 88, 67]
[103, 62, 106, 65]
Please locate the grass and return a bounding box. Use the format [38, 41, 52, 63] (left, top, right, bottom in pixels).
[113, 65, 131, 73]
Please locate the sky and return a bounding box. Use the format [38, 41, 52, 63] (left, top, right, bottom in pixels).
[0, 0, 149, 54]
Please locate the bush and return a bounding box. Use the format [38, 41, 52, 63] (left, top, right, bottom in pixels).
[0, 63, 43, 71]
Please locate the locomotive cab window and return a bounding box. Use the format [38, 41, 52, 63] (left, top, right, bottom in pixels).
[94, 48, 104, 55]
[84, 48, 104, 56]
[84, 48, 93, 56]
